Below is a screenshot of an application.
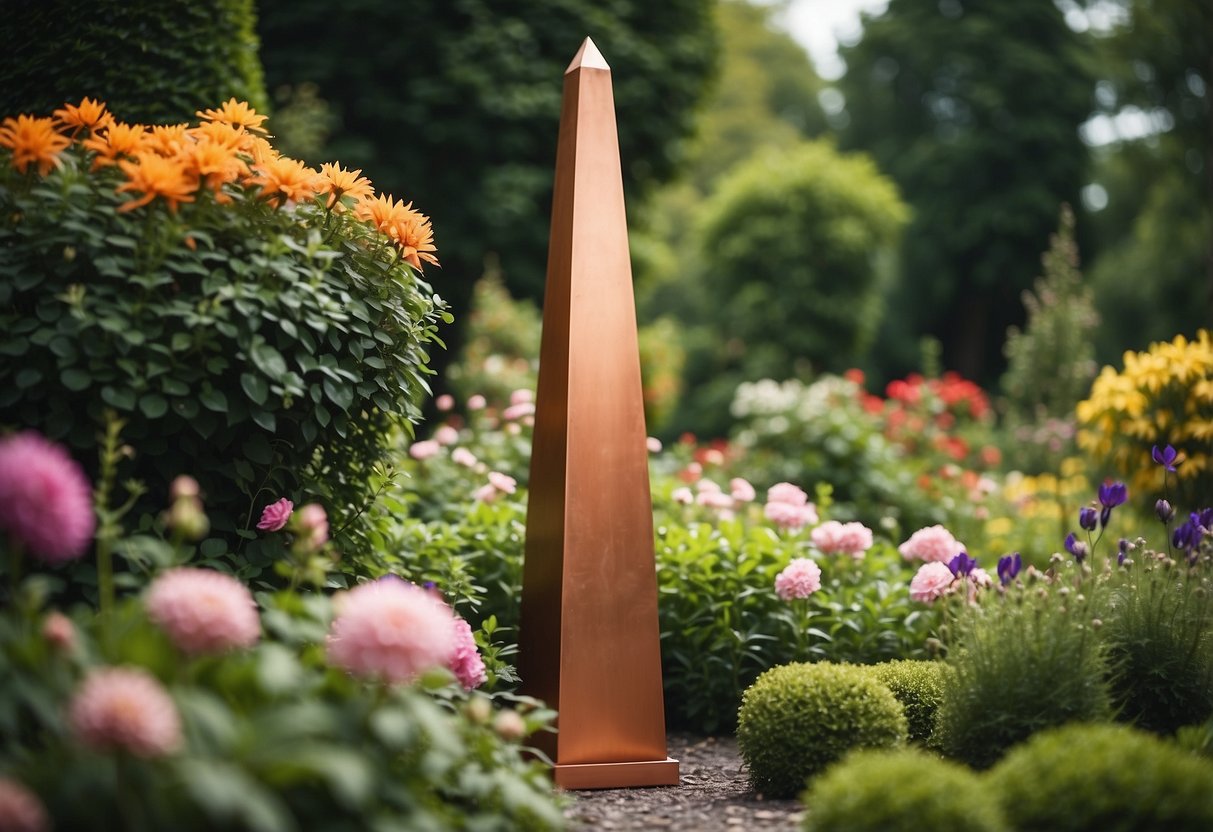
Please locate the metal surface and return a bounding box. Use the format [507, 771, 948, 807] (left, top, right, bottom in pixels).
[518, 37, 678, 791]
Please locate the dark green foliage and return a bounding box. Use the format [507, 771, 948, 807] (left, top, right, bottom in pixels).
[1103, 552, 1213, 735]
[672, 142, 908, 437]
[931, 569, 1113, 769]
[0, 143, 447, 578]
[0, 0, 267, 124]
[803, 748, 1007, 832]
[989, 722, 1213, 832]
[737, 662, 907, 798]
[838, 0, 1091, 383]
[870, 659, 945, 744]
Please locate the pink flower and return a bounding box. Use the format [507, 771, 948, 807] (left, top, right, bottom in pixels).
[256, 497, 293, 532]
[327, 578, 457, 683]
[811, 521, 875, 559]
[433, 425, 460, 446]
[472, 483, 498, 503]
[409, 439, 441, 460]
[42, 611, 76, 652]
[696, 478, 722, 493]
[509, 388, 534, 406]
[494, 709, 528, 742]
[145, 568, 260, 654]
[910, 562, 956, 603]
[702, 448, 725, 466]
[764, 501, 818, 531]
[730, 478, 756, 503]
[899, 525, 965, 563]
[467, 395, 487, 411]
[0, 777, 49, 832]
[293, 503, 329, 549]
[451, 447, 478, 468]
[0, 431, 95, 564]
[449, 616, 487, 689]
[767, 482, 809, 507]
[169, 475, 200, 500]
[696, 489, 733, 511]
[435, 394, 455, 412]
[487, 472, 517, 495]
[775, 557, 822, 600]
[69, 667, 182, 757]
[671, 487, 694, 505]
[646, 437, 663, 453]
[502, 401, 536, 421]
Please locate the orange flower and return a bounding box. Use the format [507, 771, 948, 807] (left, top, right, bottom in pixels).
[146, 123, 190, 156]
[181, 140, 247, 202]
[82, 122, 148, 168]
[248, 156, 321, 204]
[354, 194, 439, 270]
[0, 114, 72, 175]
[187, 121, 253, 153]
[115, 152, 197, 213]
[318, 163, 373, 211]
[53, 97, 113, 137]
[196, 98, 269, 135]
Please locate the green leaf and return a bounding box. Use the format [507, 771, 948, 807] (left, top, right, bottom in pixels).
[199, 538, 226, 557]
[251, 409, 277, 432]
[14, 368, 41, 389]
[61, 368, 91, 391]
[161, 377, 190, 396]
[241, 372, 269, 406]
[100, 385, 136, 410]
[242, 434, 274, 465]
[322, 378, 354, 412]
[200, 386, 228, 413]
[250, 341, 287, 378]
[139, 393, 169, 419]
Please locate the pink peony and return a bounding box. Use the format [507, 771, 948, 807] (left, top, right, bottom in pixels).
[0, 431, 95, 564]
[435, 394, 455, 412]
[510, 388, 534, 406]
[293, 503, 329, 549]
[449, 616, 487, 689]
[502, 401, 535, 421]
[696, 478, 722, 493]
[730, 478, 756, 503]
[766, 482, 809, 506]
[433, 425, 460, 446]
[69, 667, 182, 757]
[775, 557, 822, 601]
[696, 489, 734, 511]
[0, 777, 49, 832]
[42, 611, 76, 652]
[899, 525, 965, 563]
[646, 437, 663, 453]
[909, 562, 956, 603]
[409, 439, 441, 460]
[487, 472, 517, 494]
[811, 521, 875, 559]
[327, 578, 457, 683]
[764, 500, 818, 531]
[145, 568, 260, 654]
[451, 447, 478, 468]
[672, 487, 694, 505]
[472, 483, 498, 503]
[256, 497, 293, 532]
[466, 395, 487, 411]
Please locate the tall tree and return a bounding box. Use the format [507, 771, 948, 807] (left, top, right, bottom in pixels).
[258, 0, 717, 386]
[837, 0, 1092, 383]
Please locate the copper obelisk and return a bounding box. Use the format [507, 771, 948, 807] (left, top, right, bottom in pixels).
[518, 37, 678, 790]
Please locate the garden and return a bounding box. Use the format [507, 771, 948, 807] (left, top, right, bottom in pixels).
[1, 1, 1212, 831]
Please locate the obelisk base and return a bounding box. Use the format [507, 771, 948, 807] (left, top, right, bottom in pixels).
[554, 758, 680, 790]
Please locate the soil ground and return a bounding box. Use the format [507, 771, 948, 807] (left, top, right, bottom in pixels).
[563, 735, 804, 831]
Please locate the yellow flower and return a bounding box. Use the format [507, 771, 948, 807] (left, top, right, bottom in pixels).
[248, 156, 321, 204]
[82, 122, 149, 169]
[115, 152, 197, 213]
[318, 163, 373, 211]
[354, 194, 440, 270]
[196, 99, 269, 135]
[0, 114, 72, 175]
[53, 97, 113, 138]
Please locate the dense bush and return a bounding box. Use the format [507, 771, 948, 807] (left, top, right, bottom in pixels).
[0, 0, 267, 123]
[0, 101, 448, 575]
[802, 748, 1006, 832]
[869, 660, 945, 744]
[931, 563, 1113, 769]
[989, 723, 1213, 831]
[737, 662, 907, 798]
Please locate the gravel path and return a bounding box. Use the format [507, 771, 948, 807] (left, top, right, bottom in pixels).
[563, 735, 804, 831]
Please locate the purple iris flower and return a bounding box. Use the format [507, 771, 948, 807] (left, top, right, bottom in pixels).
[1117, 538, 1129, 566]
[1065, 532, 1088, 563]
[997, 552, 1022, 585]
[1151, 444, 1180, 472]
[948, 551, 977, 577]
[1199, 508, 1213, 530]
[1079, 506, 1098, 531]
[1155, 499, 1174, 523]
[1098, 481, 1128, 527]
[1173, 518, 1201, 552]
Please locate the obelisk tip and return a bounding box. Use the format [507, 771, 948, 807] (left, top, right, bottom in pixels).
[566, 37, 610, 74]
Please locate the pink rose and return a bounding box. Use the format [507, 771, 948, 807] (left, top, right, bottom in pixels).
[449, 616, 487, 689]
[910, 562, 956, 603]
[435, 394, 455, 412]
[257, 497, 293, 532]
[433, 425, 459, 446]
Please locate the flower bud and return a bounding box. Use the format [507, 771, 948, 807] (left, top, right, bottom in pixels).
[1155, 499, 1174, 523]
[170, 475, 200, 500]
[1079, 506, 1098, 531]
[493, 709, 527, 742]
[42, 611, 76, 652]
[167, 496, 209, 541]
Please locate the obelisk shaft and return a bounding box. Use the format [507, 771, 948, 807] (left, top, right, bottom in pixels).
[519, 37, 677, 789]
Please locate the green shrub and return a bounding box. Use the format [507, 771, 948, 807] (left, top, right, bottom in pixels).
[0, 0, 267, 124]
[869, 660, 945, 744]
[989, 722, 1213, 832]
[0, 103, 447, 575]
[737, 662, 907, 798]
[931, 567, 1113, 769]
[1102, 550, 1213, 735]
[803, 748, 1007, 832]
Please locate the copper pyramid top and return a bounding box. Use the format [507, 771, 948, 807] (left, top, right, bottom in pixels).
[566, 36, 610, 73]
